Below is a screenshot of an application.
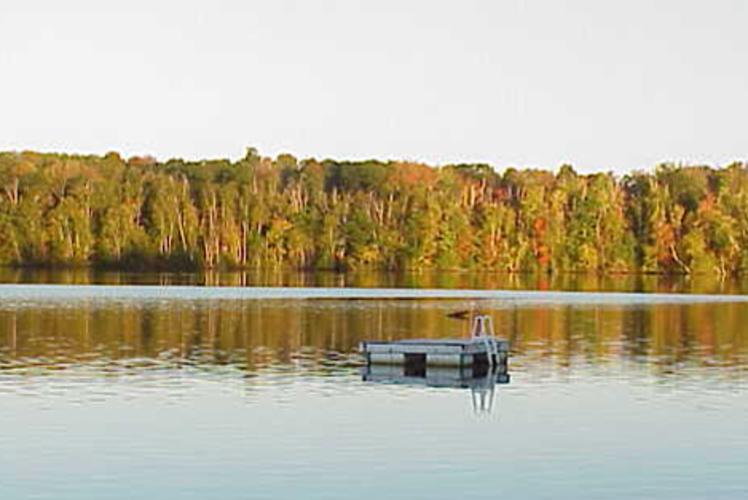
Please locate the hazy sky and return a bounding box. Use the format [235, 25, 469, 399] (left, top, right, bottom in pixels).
[1, 0, 746, 172]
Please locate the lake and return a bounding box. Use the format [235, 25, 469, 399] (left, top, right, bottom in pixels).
[1, 271, 747, 499]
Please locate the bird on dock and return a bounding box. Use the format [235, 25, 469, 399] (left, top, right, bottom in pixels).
[446, 310, 470, 320]
[446, 309, 485, 320]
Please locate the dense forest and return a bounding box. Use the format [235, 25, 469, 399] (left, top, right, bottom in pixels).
[1, 149, 747, 275]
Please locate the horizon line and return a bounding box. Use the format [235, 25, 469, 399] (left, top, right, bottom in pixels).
[3, 147, 747, 176]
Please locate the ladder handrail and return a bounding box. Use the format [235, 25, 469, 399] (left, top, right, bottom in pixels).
[471, 315, 495, 338]
[471, 315, 497, 367]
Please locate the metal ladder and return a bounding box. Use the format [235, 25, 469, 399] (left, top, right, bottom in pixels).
[471, 315, 499, 367]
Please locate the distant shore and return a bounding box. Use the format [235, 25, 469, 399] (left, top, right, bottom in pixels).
[2, 150, 747, 276]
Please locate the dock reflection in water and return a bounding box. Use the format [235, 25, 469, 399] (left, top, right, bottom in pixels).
[362, 363, 511, 413]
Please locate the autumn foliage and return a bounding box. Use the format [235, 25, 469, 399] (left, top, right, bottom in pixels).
[1, 149, 747, 275]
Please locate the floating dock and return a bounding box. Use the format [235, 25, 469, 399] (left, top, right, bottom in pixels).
[359, 315, 509, 367]
[362, 364, 510, 388]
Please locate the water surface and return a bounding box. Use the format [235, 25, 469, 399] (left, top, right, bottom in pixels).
[1, 278, 747, 499]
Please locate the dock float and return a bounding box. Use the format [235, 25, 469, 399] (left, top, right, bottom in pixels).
[359, 315, 509, 367]
[362, 364, 510, 388]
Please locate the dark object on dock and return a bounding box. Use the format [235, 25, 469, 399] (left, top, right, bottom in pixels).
[446, 309, 472, 320]
[445, 309, 488, 320]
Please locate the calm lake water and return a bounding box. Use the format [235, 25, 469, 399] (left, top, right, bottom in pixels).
[1, 271, 747, 499]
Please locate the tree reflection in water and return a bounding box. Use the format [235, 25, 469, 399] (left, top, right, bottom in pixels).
[0, 291, 746, 390]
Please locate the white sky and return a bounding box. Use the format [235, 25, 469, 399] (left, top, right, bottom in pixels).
[0, 0, 746, 172]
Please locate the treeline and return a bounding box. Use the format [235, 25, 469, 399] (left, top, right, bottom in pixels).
[1, 149, 747, 275]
